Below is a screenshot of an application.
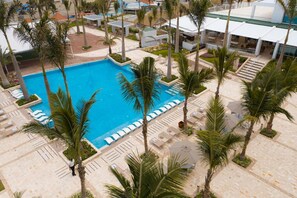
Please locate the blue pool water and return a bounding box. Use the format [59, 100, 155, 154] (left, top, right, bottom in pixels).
[24, 59, 183, 148]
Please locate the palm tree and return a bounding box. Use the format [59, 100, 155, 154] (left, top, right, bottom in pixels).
[0, 46, 9, 87]
[15, 14, 52, 104]
[0, 47, 10, 74]
[96, 0, 111, 44]
[197, 97, 242, 198]
[174, 0, 180, 53]
[105, 34, 118, 54]
[0, 0, 30, 99]
[148, 15, 153, 27]
[23, 89, 97, 198]
[222, 0, 234, 47]
[79, 0, 89, 48]
[276, 0, 297, 68]
[189, 0, 211, 72]
[213, 47, 237, 99]
[136, 8, 146, 48]
[240, 69, 283, 159]
[120, 0, 126, 61]
[178, 53, 213, 130]
[63, 0, 72, 20]
[118, 57, 159, 153]
[113, 0, 120, 20]
[152, 6, 158, 26]
[163, 0, 175, 80]
[72, 0, 81, 34]
[106, 152, 189, 197]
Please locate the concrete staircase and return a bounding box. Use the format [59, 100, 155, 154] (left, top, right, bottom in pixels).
[237, 59, 266, 81]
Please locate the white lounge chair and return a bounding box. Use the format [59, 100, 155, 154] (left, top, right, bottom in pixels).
[104, 137, 114, 145]
[34, 116, 49, 122]
[138, 119, 143, 124]
[133, 121, 142, 128]
[12, 93, 24, 99]
[168, 102, 176, 108]
[159, 107, 167, 112]
[154, 110, 162, 116]
[0, 115, 8, 122]
[111, 133, 120, 141]
[173, 99, 181, 105]
[147, 116, 152, 122]
[164, 104, 172, 110]
[117, 130, 126, 137]
[122, 127, 131, 134]
[10, 89, 22, 94]
[31, 113, 46, 119]
[149, 112, 157, 119]
[41, 119, 52, 125]
[128, 124, 136, 131]
[29, 110, 43, 116]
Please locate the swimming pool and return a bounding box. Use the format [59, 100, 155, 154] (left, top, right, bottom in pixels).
[24, 59, 183, 148]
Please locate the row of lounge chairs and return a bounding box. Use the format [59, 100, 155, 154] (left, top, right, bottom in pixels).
[28, 110, 52, 125]
[104, 99, 182, 145]
[150, 127, 181, 148]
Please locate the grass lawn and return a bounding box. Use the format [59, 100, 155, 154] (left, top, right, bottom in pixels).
[151, 49, 189, 62]
[63, 141, 97, 162]
[161, 75, 178, 83]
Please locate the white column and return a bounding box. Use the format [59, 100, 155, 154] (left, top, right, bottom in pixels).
[255, 38, 262, 56]
[227, 33, 232, 49]
[112, 26, 116, 33]
[251, 5, 256, 18]
[201, 30, 206, 44]
[125, 27, 129, 36]
[97, 19, 101, 27]
[272, 41, 280, 59]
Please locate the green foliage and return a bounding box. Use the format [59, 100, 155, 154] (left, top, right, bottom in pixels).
[129, 27, 139, 33]
[126, 34, 138, 41]
[232, 154, 252, 168]
[0, 180, 4, 191]
[260, 128, 277, 139]
[63, 141, 97, 162]
[70, 190, 94, 198]
[189, 0, 211, 28]
[194, 85, 207, 94]
[109, 53, 131, 63]
[16, 95, 38, 106]
[161, 74, 178, 83]
[150, 48, 190, 62]
[182, 126, 194, 136]
[105, 152, 189, 197]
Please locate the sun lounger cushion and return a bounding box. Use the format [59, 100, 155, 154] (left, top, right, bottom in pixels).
[122, 127, 131, 134]
[30, 110, 43, 116]
[168, 102, 176, 108]
[154, 110, 162, 116]
[111, 133, 120, 141]
[164, 105, 172, 110]
[133, 121, 142, 128]
[159, 107, 167, 112]
[173, 99, 181, 105]
[128, 124, 136, 131]
[35, 116, 49, 122]
[104, 137, 114, 145]
[117, 130, 126, 137]
[138, 119, 143, 124]
[147, 116, 152, 122]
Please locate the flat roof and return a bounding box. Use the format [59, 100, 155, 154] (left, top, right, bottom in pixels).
[0, 26, 32, 53]
[83, 15, 104, 21]
[280, 30, 297, 46]
[205, 18, 243, 33]
[261, 27, 287, 42]
[231, 23, 274, 39]
[107, 20, 134, 28]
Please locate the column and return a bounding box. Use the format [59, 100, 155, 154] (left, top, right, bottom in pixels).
[255, 38, 262, 56]
[112, 26, 116, 33]
[251, 5, 256, 19]
[97, 19, 101, 27]
[201, 30, 206, 44]
[272, 41, 280, 59]
[125, 27, 129, 36]
[227, 33, 232, 49]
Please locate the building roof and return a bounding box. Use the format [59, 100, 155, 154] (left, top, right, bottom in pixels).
[261, 27, 287, 43]
[83, 15, 104, 21]
[0, 25, 32, 54]
[52, 12, 67, 22]
[107, 20, 134, 28]
[205, 18, 243, 33]
[231, 23, 274, 39]
[280, 30, 297, 46]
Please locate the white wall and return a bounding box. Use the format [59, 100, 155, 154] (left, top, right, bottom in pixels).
[271, 1, 285, 23]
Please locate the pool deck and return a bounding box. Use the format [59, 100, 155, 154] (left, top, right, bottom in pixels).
[1, 27, 297, 197]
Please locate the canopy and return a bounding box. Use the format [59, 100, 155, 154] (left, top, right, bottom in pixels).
[261, 27, 287, 43]
[83, 15, 104, 21]
[205, 18, 243, 33]
[107, 20, 133, 28]
[231, 23, 274, 39]
[170, 141, 200, 168]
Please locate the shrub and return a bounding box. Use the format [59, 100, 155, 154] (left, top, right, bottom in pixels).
[207, 48, 215, 55]
[63, 141, 97, 162]
[232, 154, 252, 168]
[16, 94, 38, 106]
[126, 34, 138, 41]
[193, 85, 207, 95]
[260, 128, 277, 139]
[129, 27, 139, 33]
[109, 53, 131, 63]
[0, 180, 4, 192]
[161, 75, 178, 83]
[70, 190, 94, 198]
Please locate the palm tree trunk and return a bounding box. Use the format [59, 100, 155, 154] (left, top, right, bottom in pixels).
[194, 26, 201, 72]
[167, 20, 172, 79]
[78, 159, 87, 198]
[215, 81, 221, 99]
[223, 1, 232, 48]
[66, 10, 69, 20]
[81, 16, 88, 47]
[142, 115, 149, 153]
[266, 113, 274, 131]
[240, 120, 255, 160]
[174, 2, 180, 53]
[276, 21, 292, 69]
[203, 169, 213, 198]
[103, 15, 109, 43]
[74, 6, 81, 34]
[0, 61, 9, 87]
[183, 98, 188, 130]
[121, 9, 126, 61]
[108, 42, 112, 54]
[61, 70, 70, 97]
[139, 28, 142, 48]
[3, 32, 29, 100]
[40, 60, 51, 100]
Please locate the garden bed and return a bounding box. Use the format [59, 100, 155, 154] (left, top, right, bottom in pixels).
[0, 180, 4, 192]
[15, 94, 42, 108]
[232, 154, 252, 168]
[108, 53, 131, 66]
[70, 190, 94, 198]
[159, 75, 179, 86]
[193, 85, 207, 95]
[260, 128, 277, 139]
[63, 141, 97, 162]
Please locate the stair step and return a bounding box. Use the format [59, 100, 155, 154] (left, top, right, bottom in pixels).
[238, 72, 255, 79]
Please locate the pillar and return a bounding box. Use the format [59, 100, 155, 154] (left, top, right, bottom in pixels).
[201, 30, 206, 44]
[251, 5, 256, 18]
[255, 38, 262, 56]
[125, 27, 129, 36]
[227, 33, 232, 49]
[97, 19, 101, 27]
[272, 41, 280, 59]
